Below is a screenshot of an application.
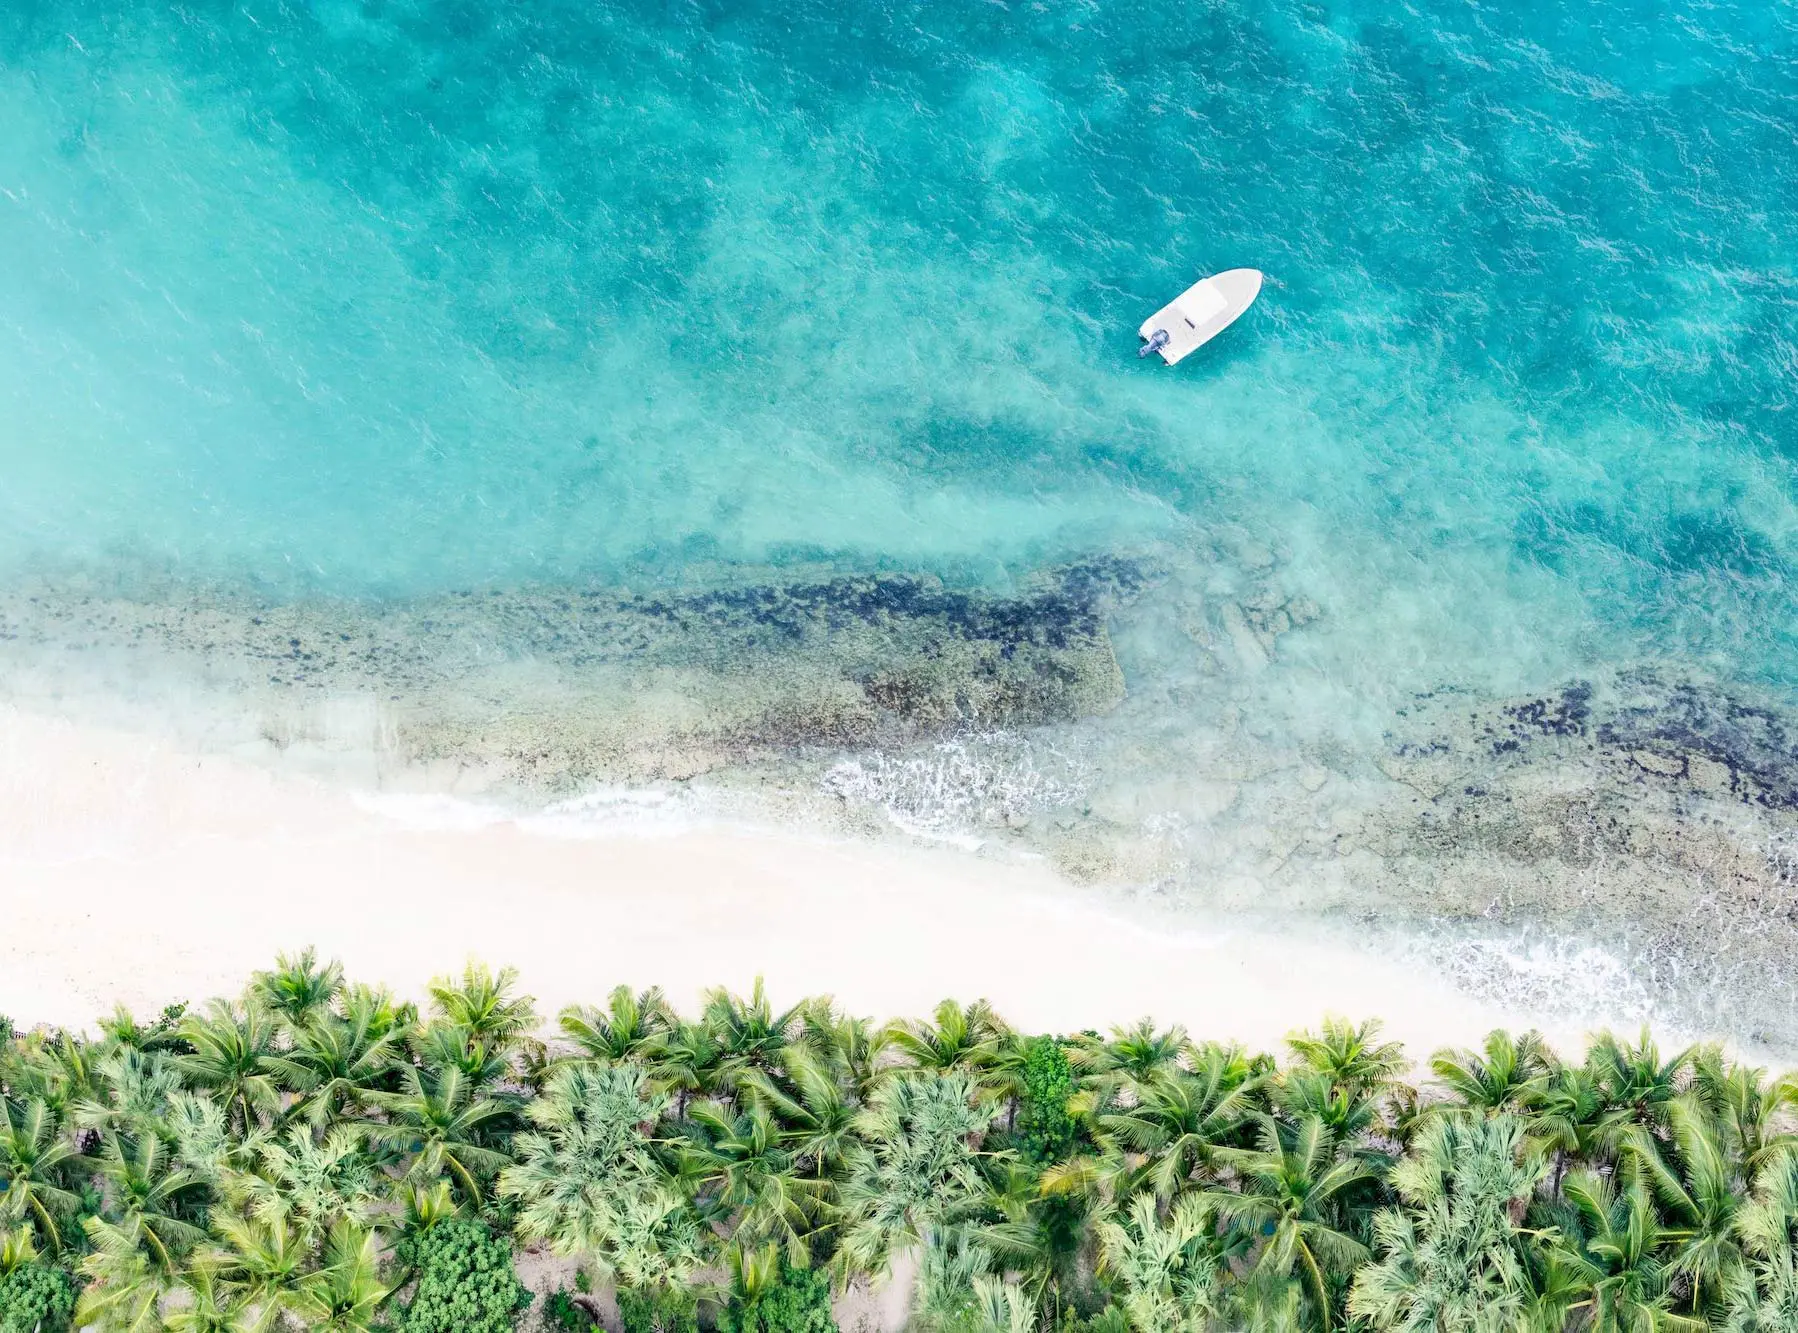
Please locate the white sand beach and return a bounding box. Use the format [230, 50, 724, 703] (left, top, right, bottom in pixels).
[1, 702, 1612, 1060]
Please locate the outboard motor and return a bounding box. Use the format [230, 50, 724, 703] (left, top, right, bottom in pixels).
[1139, 328, 1170, 359]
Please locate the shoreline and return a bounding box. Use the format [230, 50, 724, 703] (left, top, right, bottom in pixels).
[10, 568, 1798, 1054]
[0, 701, 1673, 1061]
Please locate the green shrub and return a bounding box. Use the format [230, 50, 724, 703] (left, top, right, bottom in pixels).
[1069, 1309, 1132, 1333]
[619, 1287, 700, 1333]
[545, 1288, 597, 1331]
[1016, 1035, 1078, 1164]
[0, 1262, 77, 1333]
[717, 1263, 836, 1333]
[395, 1219, 530, 1333]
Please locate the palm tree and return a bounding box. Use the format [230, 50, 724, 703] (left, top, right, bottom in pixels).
[251, 948, 345, 1027]
[886, 1000, 1012, 1077]
[9, 1032, 102, 1122]
[427, 961, 537, 1050]
[0, 1222, 38, 1275]
[1429, 1030, 1555, 1115]
[401, 1178, 463, 1235]
[559, 985, 672, 1063]
[798, 1000, 887, 1102]
[676, 1101, 827, 1265]
[296, 1221, 393, 1332]
[977, 1162, 1099, 1326]
[363, 1063, 516, 1205]
[176, 1000, 284, 1133]
[228, 1123, 385, 1246]
[1347, 1113, 1547, 1331]
[1585, 1030, 1694, 1139]
[1727, 1148, 1798, 1329]
[97, 1004, 191, 1055]
[1626, 1095, 1750, 1320]
[210, 1211, 315, 1333]
[1688, 1048, 1798, 1175]
[271, 1001, 406, 1127]
[1208, 1112, 1374, 1331]
[502, 1062, 711, 1313]
[1555, 1169, 1704, 1332]
[741, 1045, 860, 1180]
[606, 1186, 712, 1308]
[1511, 1243, 1594, 1333]
[90, 1130, 210, 1271]
[411, 1019, 513, 1089]
[913, 1225, 1000, 1330]
[1069, 1019, 1191, 1103]
[163, 1249, 242, 1333]
[837, 1071, 999, 1279]
[1286, 1018, 1407, 1102]
[74, 1047, 185, 1139]
[969, 1274, 1041, 1333]
[162, 1089, 260, 1189]
[1097, 1192, 1245, 1332]
[1234, 1270, 1307, 1333]
[651, 1020, 729, 1117]
[1527, 1063, 1615, 1188]
[0, 1097, 82, 1251]
[501, 1062, 675, 1260]
[76, 1217, 176, 1333]
[1276, 1070, 1384, 1148]
[1094, 1052, 1260, 1203]
[700, 979, 802, 1091]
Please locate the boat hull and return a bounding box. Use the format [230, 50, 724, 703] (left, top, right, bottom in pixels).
[1138, 268, 1263, 365]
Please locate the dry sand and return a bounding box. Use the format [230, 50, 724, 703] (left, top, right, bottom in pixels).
[0, 703, 1610, 1060]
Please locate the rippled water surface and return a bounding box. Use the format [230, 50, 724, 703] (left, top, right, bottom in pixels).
[3, 0, 1797, 1039]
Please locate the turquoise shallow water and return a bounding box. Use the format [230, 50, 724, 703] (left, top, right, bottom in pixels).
[3, 1, 1798, 1035]
[3, 0, 1793, 618]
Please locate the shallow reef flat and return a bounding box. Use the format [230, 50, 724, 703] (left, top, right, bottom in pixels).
[0, 561, 1142, 787]
[1357, 676, 1798, 1043]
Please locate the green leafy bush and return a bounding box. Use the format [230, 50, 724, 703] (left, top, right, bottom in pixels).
[0, 1262, 77, 1333]
[1069, 1309, 1132, 1333]
[544, 1288, 597, 1331]
[395, 1219, 530, 1333]
[1016, 1035, 1077, 1164]
[619, 1287, 699, 1333]
[717, 1263, 836, 1333]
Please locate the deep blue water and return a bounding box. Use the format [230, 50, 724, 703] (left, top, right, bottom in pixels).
[0, 0, 1795, 721]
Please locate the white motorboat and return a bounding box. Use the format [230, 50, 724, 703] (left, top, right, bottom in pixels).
[1138, 268, 1263, 364]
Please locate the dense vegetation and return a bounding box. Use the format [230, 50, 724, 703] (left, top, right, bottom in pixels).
[0, 953, 1794, 1331]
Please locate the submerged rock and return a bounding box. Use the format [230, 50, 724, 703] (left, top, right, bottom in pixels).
[1363, 671, 1798, 1046]
[1228, 585, 1323, 662]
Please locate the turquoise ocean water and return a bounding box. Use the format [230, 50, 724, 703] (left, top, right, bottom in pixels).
[3, 1, 1797, 1037]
